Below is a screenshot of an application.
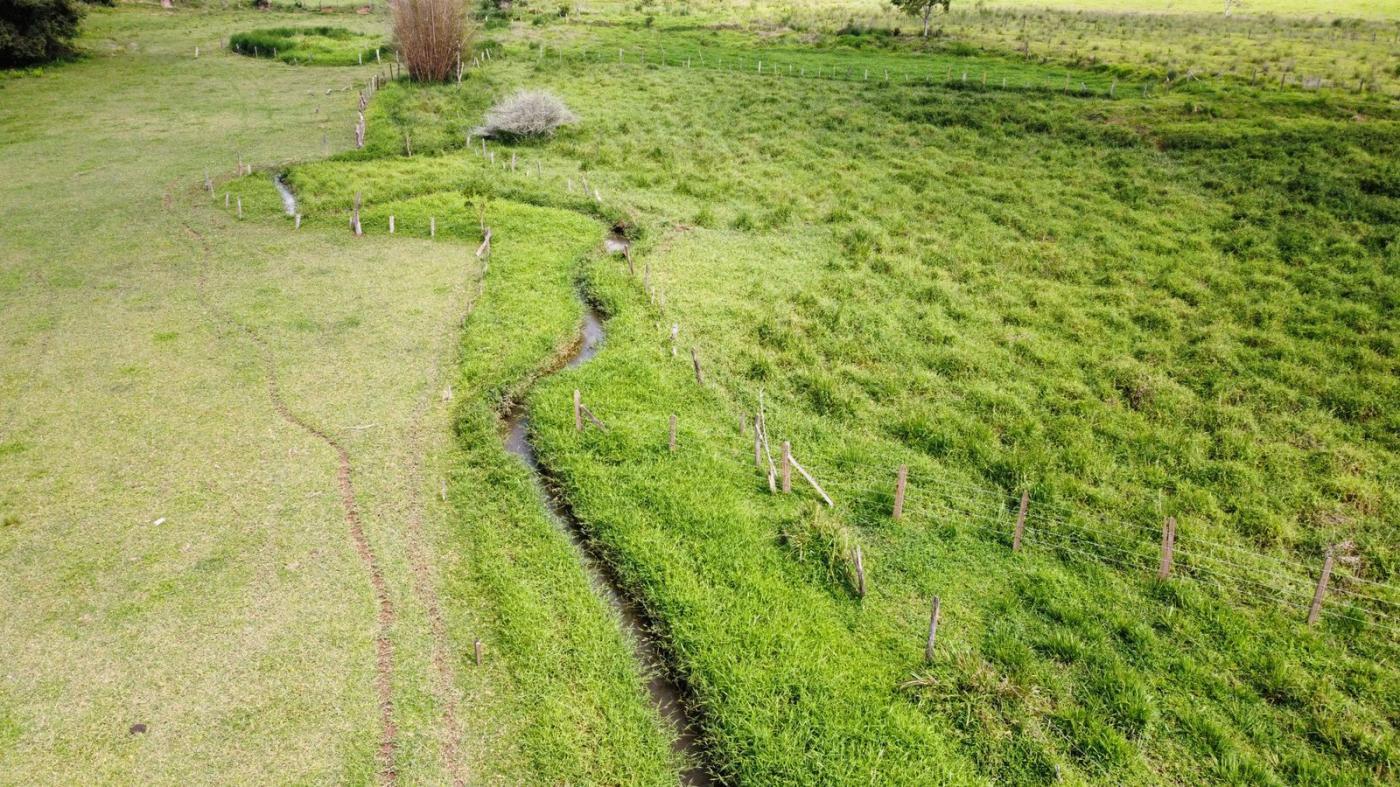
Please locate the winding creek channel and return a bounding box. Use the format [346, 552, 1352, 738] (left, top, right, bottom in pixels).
[270, 172, 708, 781]
[503, 304, 712, 786]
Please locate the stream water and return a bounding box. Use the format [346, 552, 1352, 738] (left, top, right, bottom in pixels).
[273, 174, 297, 216]
[501, 306, 712, 786]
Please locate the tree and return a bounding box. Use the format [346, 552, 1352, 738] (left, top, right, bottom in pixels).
[0, 0, 84, 66]
[891, 0, 950, 38]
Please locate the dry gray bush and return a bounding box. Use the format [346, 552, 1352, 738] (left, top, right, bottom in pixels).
[474, 90, 578, 139]
[390, 0, 473, 82]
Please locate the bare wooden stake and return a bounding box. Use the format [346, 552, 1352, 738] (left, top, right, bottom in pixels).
[430, 217, 436, 238]
[579, 404, 608, 431]
[1307, 547, 1335, 626]
[753, 415, 762, 468]
[236, 197, 242, 218]
[925, 596, 941, 662]
[573, 389, 582, 431]
[1157, 516, 1177, 579]
[781, 441, 792, 493]
[1012, 489, 1029, 551]
[892, 465, 908, 520]
[853, 545, 866, 597]
[473, 638, 483, 666]
[691, 348, 704, 385]
[389, 215, 395, 234]
[294, 213, 301, 230]
[668, 414, 677, 453]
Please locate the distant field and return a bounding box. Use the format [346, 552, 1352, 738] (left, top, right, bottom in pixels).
[638, 0, 1400, 20]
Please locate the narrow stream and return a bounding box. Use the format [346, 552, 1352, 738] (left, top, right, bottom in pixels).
[273, 174, 297, 216]
[502, 306, 713, 786]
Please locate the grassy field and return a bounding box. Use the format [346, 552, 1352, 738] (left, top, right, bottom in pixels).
[547, 0, 1400, 97]
[259, 6, 1396, 784]
[3, 0, 1397, 784]
[0, 7, 674, 784]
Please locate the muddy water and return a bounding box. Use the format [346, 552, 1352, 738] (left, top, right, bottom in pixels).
[273, 174, 297, 216]
[502, 306, 712, 786]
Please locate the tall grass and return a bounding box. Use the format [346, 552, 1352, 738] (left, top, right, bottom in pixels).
[390, 0, 473, 82]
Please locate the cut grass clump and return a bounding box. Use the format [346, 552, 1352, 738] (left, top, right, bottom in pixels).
[229, 26, 387, 66]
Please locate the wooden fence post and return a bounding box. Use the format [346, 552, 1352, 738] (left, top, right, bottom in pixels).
[430, 217, 436, 237]
[1157, 516, 1176, 579]
[573, 389, 582, 431]
[781, 442, 792, 493]
[853, 545, 866, 597]
[753, 415, 762, 468]
[474, 638, 483, 666]
[892, 465, 907, 520]
[691, 348, 704, 385]
[668, 414, 677, 453]
[1012, 490, 1029, 552]
[925, 596, 941, 661]
[389, 215, 395, 234]
[1307, 547, 1334, 626]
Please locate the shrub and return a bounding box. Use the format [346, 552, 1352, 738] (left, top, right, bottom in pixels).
[0, 0, 83, 67]
[474, 90, 577, 139]
[391, 0, 473, 82]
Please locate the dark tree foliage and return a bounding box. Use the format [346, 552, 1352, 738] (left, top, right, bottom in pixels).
[0, 0, 84, 66]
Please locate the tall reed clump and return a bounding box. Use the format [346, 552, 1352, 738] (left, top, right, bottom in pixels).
[390, 0, 473, 82]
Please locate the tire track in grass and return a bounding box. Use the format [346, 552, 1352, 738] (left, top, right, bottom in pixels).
[180, 220, 399, 785]
[396, 251, 481, 786]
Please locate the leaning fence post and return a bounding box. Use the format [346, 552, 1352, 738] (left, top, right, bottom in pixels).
[781, 442, 792, 493]
[1157, 516, 1176, 579]
[753, 415, 762, 468]
[573, 389, 582, 432]
[853, 545, 866, 597]
[1012, 490, 1029, 552]
[668, 414, 677, 453]
[925, 596, 941, 661]
[1307, 547, 1335, 625]
[691, 348, 704, 385]
[892, 465, 908, 520]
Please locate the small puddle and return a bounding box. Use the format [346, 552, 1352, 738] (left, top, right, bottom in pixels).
[502, 304, 712, 786]
[273, 174, 298, 216]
